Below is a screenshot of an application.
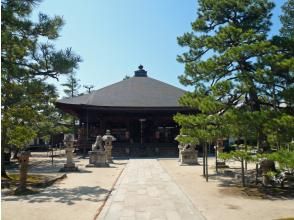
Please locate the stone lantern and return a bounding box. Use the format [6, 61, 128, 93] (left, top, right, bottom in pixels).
[16, 151, 31, 192]
[102, 130, 116, 163]
[216, 139, 225, 156]
[215, 139, 228, 169]
[60, 134, 79, 172]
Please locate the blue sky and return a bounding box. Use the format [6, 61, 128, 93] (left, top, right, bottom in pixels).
[34, 0, 286, 97]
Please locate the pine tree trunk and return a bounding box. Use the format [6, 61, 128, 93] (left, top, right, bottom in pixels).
[205, 143, 208, 182]
[1, 126, 9, 178]
[244, 137, 247, 172]
[255, 163, 259, 185]
[203, 144, 206, 176]
[241, 158, 245, 187]
[215, 142, 218, 173]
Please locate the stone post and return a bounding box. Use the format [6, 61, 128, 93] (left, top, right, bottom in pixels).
[17, 151, 30, 191]
[216, 146, 224, 157]
[60, 134, 79, 172]
[215, 140, 228, 168]
[102, 130, 116, 163]
[178, 144, 184, 162]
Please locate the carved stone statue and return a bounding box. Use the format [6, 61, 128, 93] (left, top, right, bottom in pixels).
[92, 135, 104, 151]
[87, 135, 108, 167]
[178, 143, 198, 165]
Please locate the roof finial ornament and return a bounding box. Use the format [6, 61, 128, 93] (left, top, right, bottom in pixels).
[134, 65, 147, 77]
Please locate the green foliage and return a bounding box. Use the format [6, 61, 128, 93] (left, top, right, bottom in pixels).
[61, 72, 81, 98]
[174, 0, 294, 153]
[7, 126, 36, 149]
[1, 0, 81, 152]
[219, 151, 252, 162]
[267, 150, 294, 173]
[264, 114, 294, 147]
[280, 0, 294, 39]
[174, 112, 228, 144]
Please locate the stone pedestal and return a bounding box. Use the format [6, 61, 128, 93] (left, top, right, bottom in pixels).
[104, 145, 113, 163]
[102, 130, 116, 163]
[260, 159, 276, 186]
[60, 134, 79, 172]
[180, 149, 198, 165]
[87, 151, 108, 167]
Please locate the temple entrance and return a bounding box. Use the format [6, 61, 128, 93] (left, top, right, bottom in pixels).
[77, 113, 181, 157]
[128, 119, 155, 145]
[129, 119, 140, 143]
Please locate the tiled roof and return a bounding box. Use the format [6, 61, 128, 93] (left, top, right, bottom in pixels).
[56, 76, 186, 108]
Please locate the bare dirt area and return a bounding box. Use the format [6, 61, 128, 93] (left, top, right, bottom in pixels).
[159, 158, 294, 220]
[2, 152, 127, 220]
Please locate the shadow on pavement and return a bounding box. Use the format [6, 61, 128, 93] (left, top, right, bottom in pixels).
[2, 185, 109, 205]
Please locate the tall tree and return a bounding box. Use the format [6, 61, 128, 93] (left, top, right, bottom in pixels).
[280, 0, 294, 39]
[62, 72, 81, 98]
[1, 0, 81, 177]
[61, 72, 81, 134]
[175, 0, 293, 152]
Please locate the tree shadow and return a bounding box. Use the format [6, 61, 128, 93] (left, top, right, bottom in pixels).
[209, 169, 294, 200]
[246, 186, 294, 200]
[111, 161, 128, 165]
[2, 185, 109, 205]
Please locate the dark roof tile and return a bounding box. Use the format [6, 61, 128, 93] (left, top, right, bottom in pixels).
[56, 76, 186, 107]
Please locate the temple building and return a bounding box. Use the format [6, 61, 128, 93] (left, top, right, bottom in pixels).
[55, 65, 193, 156]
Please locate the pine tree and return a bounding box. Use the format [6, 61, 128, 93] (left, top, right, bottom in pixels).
[175, 0, 294, 152]
[280, 0, 294, 39]
[61, 72, 81, 134]
[1, 0, 81, 177]
[62, 72, 81, 98]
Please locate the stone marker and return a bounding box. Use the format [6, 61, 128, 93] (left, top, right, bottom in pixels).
[60, 134, 79, 172]
[102, 130, 116, 163]
[16, 151, 30, 192]
[87, 135, 108, 167]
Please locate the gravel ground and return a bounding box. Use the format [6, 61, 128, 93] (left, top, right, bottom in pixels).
[2, 153, 127, 220]
[159, 158, 294, 220]
[2, 154, 293, 220]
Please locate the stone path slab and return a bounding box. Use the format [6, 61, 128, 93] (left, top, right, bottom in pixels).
[98, 159, 205, 220]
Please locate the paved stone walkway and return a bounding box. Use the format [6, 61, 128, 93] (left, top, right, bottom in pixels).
[98, 159, 205, 220]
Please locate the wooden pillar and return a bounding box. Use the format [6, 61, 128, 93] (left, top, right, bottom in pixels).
[83, 108, 89, 158]
[100, 117, 106, 134]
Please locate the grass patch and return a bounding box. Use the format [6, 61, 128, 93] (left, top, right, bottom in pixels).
[2, 173, 66, 189]
[276, 218, 294, 220]
[7, 173, 49, 184]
